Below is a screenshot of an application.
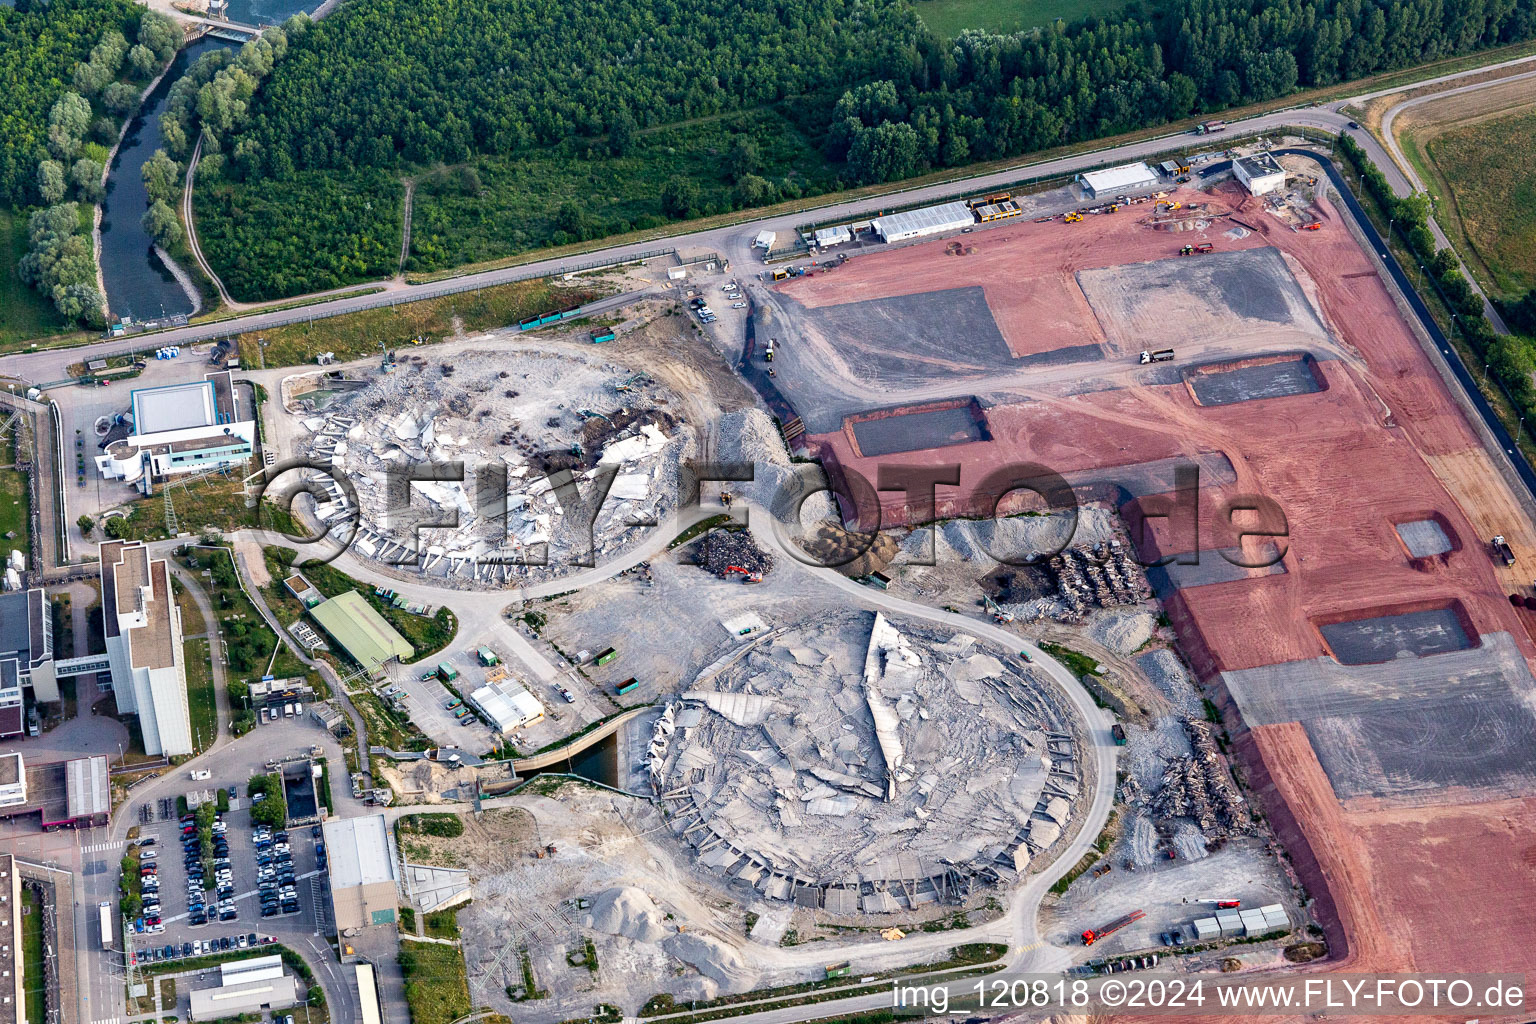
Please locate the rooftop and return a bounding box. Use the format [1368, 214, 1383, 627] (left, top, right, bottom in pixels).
[309, 591, 412, 673]
[131, 379, 219, 435]
[1080, 161, 1159, 192]
[0, 593, 30, 657]
[65, 755, 110, 818]
[0, 752, 20, 787]
[322, 814, 397, 890]
[1236, 152, 1284, 177]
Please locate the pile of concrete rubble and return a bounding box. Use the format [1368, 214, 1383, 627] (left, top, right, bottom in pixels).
[1145, 719, 1251, 843]
[695, 528, 774, 578]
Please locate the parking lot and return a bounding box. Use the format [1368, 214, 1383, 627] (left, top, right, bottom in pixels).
[125, 782, 332, 961]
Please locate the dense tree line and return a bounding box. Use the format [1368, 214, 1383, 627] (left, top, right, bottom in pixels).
[195, 0, 1536, 298]
[17, 203, 104, 325]
[0, 0, 176, 205]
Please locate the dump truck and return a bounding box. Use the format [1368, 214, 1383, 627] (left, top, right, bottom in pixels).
[1083, 909, 1145, 946]
[1139, 349, 1175, 364]
[1492, 536, 1516, 566]
[1195, 119, 1227, 134]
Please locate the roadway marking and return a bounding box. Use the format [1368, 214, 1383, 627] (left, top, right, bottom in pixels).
[91, 1017, 120, 1024]
[162, 870, 320, 923]
[81, 841, 124, 854]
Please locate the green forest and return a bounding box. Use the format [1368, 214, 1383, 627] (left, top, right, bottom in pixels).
[185, 0, 1536, 301]
[0, 0, 179, 331]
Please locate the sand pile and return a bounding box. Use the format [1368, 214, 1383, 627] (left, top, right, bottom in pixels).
[584, 886, 669, 943]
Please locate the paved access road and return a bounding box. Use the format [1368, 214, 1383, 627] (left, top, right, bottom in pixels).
[8, 50, 1536, 389]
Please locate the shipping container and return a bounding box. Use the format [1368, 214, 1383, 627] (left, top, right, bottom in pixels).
[615, 678, 639, 695]
[594, 647, 618, 666]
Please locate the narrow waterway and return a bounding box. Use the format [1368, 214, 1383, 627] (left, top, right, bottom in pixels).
[98, 36, 229, 322]
[98, 0, 320, 320]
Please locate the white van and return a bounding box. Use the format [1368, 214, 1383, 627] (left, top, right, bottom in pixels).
[283, 703, 295, 718]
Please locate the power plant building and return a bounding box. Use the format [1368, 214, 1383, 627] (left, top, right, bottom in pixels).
[101, 540, 192, 757]
[96, 371, 256, 492]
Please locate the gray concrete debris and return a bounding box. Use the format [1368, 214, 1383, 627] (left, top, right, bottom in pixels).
[583, 886, 670, 944]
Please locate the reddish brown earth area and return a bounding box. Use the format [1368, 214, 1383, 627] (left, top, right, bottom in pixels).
[780, 178, 1536, 1016]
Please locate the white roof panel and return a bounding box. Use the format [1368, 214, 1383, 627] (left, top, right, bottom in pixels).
[322, 814, 397, 890]
[1080, 161, 1159, 194]
[872, 201, 974, 239]
[132, 380, 217, 435]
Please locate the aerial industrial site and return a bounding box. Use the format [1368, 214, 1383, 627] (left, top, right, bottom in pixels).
[4, 127, 1534, 1024]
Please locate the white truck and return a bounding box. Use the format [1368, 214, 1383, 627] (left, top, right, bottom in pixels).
[189, 769, 211, 780]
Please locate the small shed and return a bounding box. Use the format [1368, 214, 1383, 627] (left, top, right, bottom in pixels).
[1235, 152, 1285, 196]
[1193, 917, 1221, 940]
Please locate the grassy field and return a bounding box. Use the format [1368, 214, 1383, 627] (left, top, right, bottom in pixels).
[913, 0, 1132, 36]
[184, 637, 218, 752]
[21, 885, 44, 1024]
[1414, 103, 1536, 299]
[235, 277, 603, 368]
[0, 206, 80, 354]
[399, 939, 472, 1024]
[0, 466, 28, 558]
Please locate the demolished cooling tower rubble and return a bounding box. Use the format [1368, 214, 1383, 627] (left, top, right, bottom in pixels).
[295, 347, 693, 586]
[651, 611, 1087, 913]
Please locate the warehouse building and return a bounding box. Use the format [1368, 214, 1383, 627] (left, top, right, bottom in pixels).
[871, 202, 974, 243]
[96, 371, 256, 493]
[101, 540, 191, 756]
[308, 591, 413, 676]
[1234, 152, 1285, 196]
[322, 814, 399, 931]
[467, 678, 545, 734]
[1077, 161, 1161, 199]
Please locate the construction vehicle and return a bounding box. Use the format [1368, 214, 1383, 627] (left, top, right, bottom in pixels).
[1160, 201, 1183, 212]
[765, 340, 774, 362]
[1177, 242, 1213, 255]
[1491, 535, 1517, 566]
[1194, 119, 1228, 135]
[1139, 349, 1175, 363]
[1083, 909, 1144, 946]
[1018, 649, 1033, 664]
[982, 593, 1014, 623]
[1063, 211, 1082, 223]
[1302, 222, 1322, 231]
[723, 565, 764, 583]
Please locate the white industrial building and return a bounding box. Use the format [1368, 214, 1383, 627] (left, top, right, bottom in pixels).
[1234, 152, 1286, 196]
[189, 957, 299, 1022]
[100, 540, 192, 756]
[468, 678, 545, 733]
[96, 371, 255, 493]
[0, 753, 24, 808]
[1078, 161, 1161, 199]
[871, 202, 974, 243]
[813, 225, 851, 248]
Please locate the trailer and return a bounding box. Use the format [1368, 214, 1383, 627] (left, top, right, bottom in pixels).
[100, 902, 113, 949]
[1139, 349, 1175, 364]
[1195, 120, 1227, 135]
[1083, 909, 1145, 946]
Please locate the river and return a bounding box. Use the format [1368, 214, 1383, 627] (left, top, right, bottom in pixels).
[98, 0, 320, 321]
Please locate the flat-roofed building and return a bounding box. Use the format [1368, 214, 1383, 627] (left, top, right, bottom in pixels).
[0, 854, 22, 1024]
[0, 588, 55, 738]
[468, 679, 544, 734]
[323, 814, 399, 931]
[100, 541, 191, 756]
[188, 976, 298, 1021]
[96, 371, 256, 492]
[870, 202, 974, 243]
[1234, 152, 1285, 196]
[0, 754, 23, 808]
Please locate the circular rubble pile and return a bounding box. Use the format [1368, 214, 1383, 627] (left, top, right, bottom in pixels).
[295, 346, 694, 586]
[648, 611, 1085, 913]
